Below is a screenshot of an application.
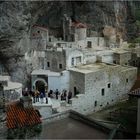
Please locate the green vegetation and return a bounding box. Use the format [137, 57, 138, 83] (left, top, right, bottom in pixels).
[128, 43, 136, 48]
[135, 9, 140, 20]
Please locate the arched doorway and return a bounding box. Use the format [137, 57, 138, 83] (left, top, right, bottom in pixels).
[35, 80, 45, 93]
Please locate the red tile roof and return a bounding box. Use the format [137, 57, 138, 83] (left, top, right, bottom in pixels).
[72, 21, 87, 28]
[6, 101, 41, 129]
[32, 24, 48, 31]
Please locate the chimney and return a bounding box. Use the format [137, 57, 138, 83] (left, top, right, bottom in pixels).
[20, 96, 32, 108]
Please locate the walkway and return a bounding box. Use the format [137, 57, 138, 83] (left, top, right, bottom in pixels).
[32, 97, 72, 113]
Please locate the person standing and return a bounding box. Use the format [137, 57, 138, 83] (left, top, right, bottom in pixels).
[40, 92, 44, 104]
[32, 91, 36, 103]
[35, 89, 40, 102]
[46, 97, 48, 104]
[63, 90, 67, 101]
[68, 91, 72, 104]
[55, 89, 59, 100]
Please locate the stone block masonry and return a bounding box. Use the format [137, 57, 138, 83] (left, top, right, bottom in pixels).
[69, 63, 137, 115]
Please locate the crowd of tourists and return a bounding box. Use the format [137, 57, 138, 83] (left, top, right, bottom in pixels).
[22, 88, 72, 104]
[48, 89, 72, 103]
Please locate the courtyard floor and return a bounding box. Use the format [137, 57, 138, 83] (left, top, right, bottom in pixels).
[32, 96, 71, 113]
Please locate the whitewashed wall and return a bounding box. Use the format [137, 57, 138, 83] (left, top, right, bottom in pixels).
[70, 65, 137, 115]
[86, 37, 105, 47]
[60, 71, 70, 91]
[48, 76, 61, 91]
[66, 49, 84, 68]
[75, 28, 87, 40]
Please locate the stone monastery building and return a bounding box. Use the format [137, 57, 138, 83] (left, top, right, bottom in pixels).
[25, 15, 137, 114]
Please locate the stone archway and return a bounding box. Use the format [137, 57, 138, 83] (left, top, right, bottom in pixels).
[35, 80, 45, 93]
[33, 78, 48, 94]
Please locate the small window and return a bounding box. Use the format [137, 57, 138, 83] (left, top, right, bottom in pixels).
[47, 62, 50, 67]
[49, 38, 51, 42]
[126, 79, 128, 83]
[125, 63, 127, 65]
[37, 30, 40, 33]
[94, 101, 97, 107]
[112, 99, 114, 102]
[101, 88, 105, 96]
[71, 58, 74, 66]
[87, 41, 92, 48]
[59, 64, 62, 69]
[113, 60, 116, 64]
[108, 83, 111, 88]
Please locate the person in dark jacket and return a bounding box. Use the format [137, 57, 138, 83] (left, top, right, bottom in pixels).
[68, 91, 72, 104]
[55, 89, 59, 100]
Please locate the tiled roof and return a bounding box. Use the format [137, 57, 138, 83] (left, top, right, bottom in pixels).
[6, 101, 41, 129]
[72, 22, 87, 28]
[32, 24, 48, 31]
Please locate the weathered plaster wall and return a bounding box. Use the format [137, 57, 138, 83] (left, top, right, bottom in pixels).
[69, 71, 85, 96]
[86, 37, 105, 47]
[45, 50, 66, 72]
[114, 52, 131, 65]
[66, 48, 84, 68]
[70, 65, 137, 114]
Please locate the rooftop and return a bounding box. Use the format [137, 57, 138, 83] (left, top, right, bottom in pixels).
[72, 21, 87, 28]
[36, 110, 113, 139]
[69, 63, 135, 74]
[31, 69, 60, 76]
[39, 118, 108, 139]
[6, 101, 41, 129]
[4, 81, 22, 90]
[112, 48, 130, 54]
[32, 24, 48, 31]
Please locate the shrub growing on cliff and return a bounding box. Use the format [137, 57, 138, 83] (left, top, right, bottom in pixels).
[128, 43, 136, 48]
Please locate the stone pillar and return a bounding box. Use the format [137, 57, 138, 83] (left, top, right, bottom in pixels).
[137, 98, 140, 139]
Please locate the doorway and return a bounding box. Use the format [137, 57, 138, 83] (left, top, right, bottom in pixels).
[35, 80, 45, 94]
[74, 87, 77, 96]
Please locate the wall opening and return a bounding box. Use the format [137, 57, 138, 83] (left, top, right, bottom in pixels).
[126, 78, 128, 83]
[71, 58, 74, 66]
[108, 83, 111, 88]
[113, 60, 117, 64]
[74, 87, 77, 96]
[101, 88, 105, 96]
[35, 80, 46, 94]
[59, 64, 62, 69]
[94, 101, 97, 107]
[47, 62, 50, 67]
[87, 41, 92, 48]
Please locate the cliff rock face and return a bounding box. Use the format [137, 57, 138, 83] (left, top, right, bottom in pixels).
[0, 1, 138, 87]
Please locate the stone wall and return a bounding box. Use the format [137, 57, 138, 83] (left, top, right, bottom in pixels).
[34, 105, 53, 119]
[86, 37, 106, 48]
[130, 52, 140, 67]
[70, 65, 137, 114]
[69, 71, 85, 96]
[31, 75, 48, 91]
[31, 70, 70, 92]
[113, 52, 131, 65]
[45, 50, 66, 72]
[66, 49, 84, 68]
